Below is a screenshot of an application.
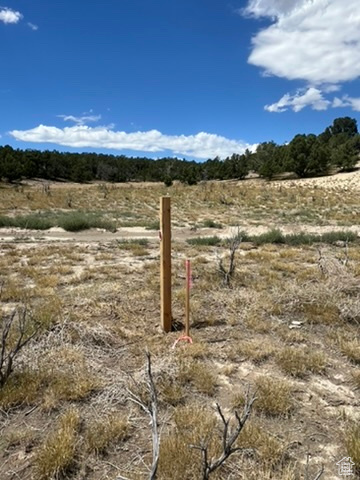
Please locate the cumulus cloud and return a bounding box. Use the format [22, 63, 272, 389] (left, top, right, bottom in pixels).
[0, 7, 23, 24]
[243, 0, 303, 18]
[333, 95, 360, 111]
[246, 0, 360, 85]
[57, 114, 102, 125]
[265, 87, 331, 113]
[9, 125, 254, 159]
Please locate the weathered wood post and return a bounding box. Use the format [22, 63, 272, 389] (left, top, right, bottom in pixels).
[160, 196, 172, 332]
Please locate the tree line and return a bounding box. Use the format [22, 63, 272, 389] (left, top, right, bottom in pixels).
[1, 117, 359, 184]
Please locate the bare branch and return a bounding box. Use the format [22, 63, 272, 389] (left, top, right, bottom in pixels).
[0, 306, 39, 388]
[192, 388, 257, 480]
[218, 228, 242, 287]
[127, 351, 160, 480]
[313, 465, 325, 480]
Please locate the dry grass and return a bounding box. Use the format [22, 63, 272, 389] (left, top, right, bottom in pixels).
[0, 347, 101, 410]
[343, 421, 360, 474]
[85, 413, 129, 454]
[157, 404, 218, 480]
[236, 422, 285, 468]
[1, 178, 360, 479]
[351, 370, 360, 390]
[177, 358, 217, 396]
[254, 377, 294, 417]
[338, 337, 360, 365]
[276, 347, 326, 378]
[233, 339, 276, 364]
[232, 377, 294, 418]
[33, 408, 80, 480]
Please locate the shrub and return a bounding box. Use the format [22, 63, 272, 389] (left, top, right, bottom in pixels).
[0, 307, 40, 388]
[187, 236, 222, 246]
[202, 219, 222, 229]
[0, 214, 53, 230]
[250, 229, 285, 245]
[58, 212, 116, 232]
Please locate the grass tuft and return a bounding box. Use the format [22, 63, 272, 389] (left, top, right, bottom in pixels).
[85, 413, 128, 454]
[344, 421, 360, 474]
[178, 359, 217, 395]
[33, 408, 80, 480]
[276, 347, 326, 377]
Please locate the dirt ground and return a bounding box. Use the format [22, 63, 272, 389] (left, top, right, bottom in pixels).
[0, 173, 359, 480]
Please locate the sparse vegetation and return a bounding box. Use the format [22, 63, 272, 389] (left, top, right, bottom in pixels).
[344, 421, 360, 474]
[187, 235, 222, 246]
[276, 347, 326, 378]
[86, 413, 128, 454]
[33, 408, 80, 480]
[0, 305, 40, 388]
[0, 174, 359, 479]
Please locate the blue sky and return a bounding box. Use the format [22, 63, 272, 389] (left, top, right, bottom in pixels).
[1, 0, 360, 160]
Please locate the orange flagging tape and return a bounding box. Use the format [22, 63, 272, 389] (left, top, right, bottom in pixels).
[172, 335, 193, 349]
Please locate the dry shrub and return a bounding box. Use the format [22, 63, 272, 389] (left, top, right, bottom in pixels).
[274, 281, 340, 325]
[351, 370, 360, 390]
[338, 337, 360, 365]
[276, 347, 326, 378]
[41, 369, 100, 411]
[254, 377, 294, 417]
[85, 413, 128, 454]
[177, 342, 209, 360]
[3, 427, 38, 451]
[344, 421, 360, 474]
[236, 422, 285, 468]
[157, 404, 218, 480]
[158, 375, 186, 406]
[0, 369, 44, 409]
[276, 326, 307, 344]
[234, 339, 276, 364]
[0, 347, 100, 410]
[233, 377, 294, 418]
[33, 408, 80, 480]
[178, 359, 217, 396]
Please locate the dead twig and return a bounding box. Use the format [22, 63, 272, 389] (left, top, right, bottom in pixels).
[218, 228, 242, 287]
[127, 351, 160, 480]
[191, 388, 257, 480]
[0, 306, 39, 388]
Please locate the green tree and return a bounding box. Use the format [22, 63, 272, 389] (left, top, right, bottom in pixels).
[255, 142, 283, 180]
[329, 117, 358, 137]
[331, 139, 359, 171]
[287, 134, 317, 177]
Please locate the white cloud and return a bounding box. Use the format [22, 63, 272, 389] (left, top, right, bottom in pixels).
[265, 87, 331, 113]
[57, 114, 102, 125]
[0, 7, 23, 24]
[333, 95, 360, 111]
[9, 125, 254, 159]
[27, 22, 38, 31]
[246, 0, 360, 85]
[243, 0, 303, 18]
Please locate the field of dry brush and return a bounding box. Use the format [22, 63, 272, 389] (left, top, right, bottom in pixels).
[0, 176, 359, 480]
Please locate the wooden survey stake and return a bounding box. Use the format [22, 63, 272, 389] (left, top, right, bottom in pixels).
[160, 196, 172, 332]
[185, 259, 190, 337]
